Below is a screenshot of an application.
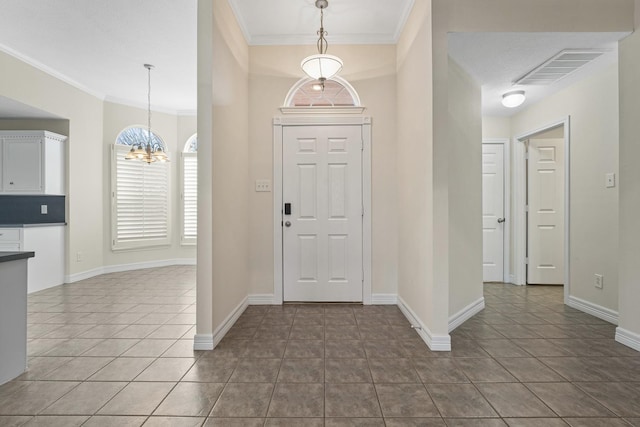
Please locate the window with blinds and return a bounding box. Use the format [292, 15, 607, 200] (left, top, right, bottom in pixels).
[181, 152, 197, 244]
[112, 144, 170, 250]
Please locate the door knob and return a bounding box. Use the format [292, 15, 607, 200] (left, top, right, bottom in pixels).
[497, 218, 506, 223]
[285, 221, 292, 227]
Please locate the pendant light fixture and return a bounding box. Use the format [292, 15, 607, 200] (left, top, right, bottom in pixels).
[125, 64, 170, 163]
[301, 0, 343, 84]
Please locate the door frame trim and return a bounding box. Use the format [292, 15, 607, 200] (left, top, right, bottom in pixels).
[482, 138, 511, 283]
[513, 116, 571, 304]
[272, 116, 372, 305]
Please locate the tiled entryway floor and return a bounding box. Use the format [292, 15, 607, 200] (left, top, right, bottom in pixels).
[1, 266, 639, 426]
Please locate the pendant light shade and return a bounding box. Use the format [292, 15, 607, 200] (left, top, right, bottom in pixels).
[301, 54, 343, 81]
[301, 0, 343, 82]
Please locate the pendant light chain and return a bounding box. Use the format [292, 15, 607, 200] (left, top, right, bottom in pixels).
[146, 64, 153, 158]
[317, 6, 328, 55]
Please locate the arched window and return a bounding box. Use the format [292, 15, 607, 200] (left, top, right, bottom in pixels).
[116, 126, 167, 151]
[111, 126, 170, 250]
[282, 76, 364, 113]
[181, 133, 197, 244]
[184, 133, 198, 153]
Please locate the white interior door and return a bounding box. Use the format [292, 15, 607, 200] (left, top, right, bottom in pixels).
[482, 144, 505, 282]
[528, 138, 564, 284]
[282, 125, 363, 302]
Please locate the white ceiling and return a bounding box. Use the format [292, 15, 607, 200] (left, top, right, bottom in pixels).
[0, 1, 631, 118]
[448, 32, 630, 117]
[0, 0, 197, 114]
[227, 0, 415, 45]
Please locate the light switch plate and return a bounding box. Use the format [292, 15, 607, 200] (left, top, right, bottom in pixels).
[41, 204, 48, 214]
[605, 173, 616, 188]
[255, 179, 271, 192]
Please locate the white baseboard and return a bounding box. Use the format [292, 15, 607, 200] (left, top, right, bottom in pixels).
[449, 297, 485, 332]
[64, 266, 105, 283]
[248, 294, 275, 305]
[397, 296, 451, 352]
[567, 295, 618, 325]
[615, 327, 640, 352]
[212, 296, 249, 348]
[371, 293, 398, 305]
[65, 258, 196, 283]
[193, 333, 214, 350]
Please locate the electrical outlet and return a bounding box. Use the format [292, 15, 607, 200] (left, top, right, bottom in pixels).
[595, 274, 603, 289]
[76, 252, 83, 262]
[41, 204, 48, 214]
[255, 179, 271, 192]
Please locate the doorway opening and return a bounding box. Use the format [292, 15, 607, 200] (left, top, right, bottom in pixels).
[514, 117, 570, 303]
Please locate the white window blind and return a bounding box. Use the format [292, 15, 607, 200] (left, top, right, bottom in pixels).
[112, 144, 170, 250]
[181, 152, 197, 244]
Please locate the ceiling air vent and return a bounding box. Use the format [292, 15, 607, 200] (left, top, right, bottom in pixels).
[514, 49, 607, 86]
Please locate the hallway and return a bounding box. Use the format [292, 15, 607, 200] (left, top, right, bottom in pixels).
[0, 266, 639, 426]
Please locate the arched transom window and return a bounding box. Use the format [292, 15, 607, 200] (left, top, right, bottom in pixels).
[283, 76, 363, 111]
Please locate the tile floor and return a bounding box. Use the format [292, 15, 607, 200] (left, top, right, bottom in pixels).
[1, 266, 639, 426]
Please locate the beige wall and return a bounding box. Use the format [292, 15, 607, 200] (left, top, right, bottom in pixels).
[618, 1, 640, 343]
[0, 50, 105, 278]
[482, 116, 511, 140]
[0, 119, 69, 136]
[396, 0, 450, 339]
[208, 0, 250, 336]
[102, 102, 196, 268]
[447, 58, 483, 317]
[510, 64, 620, 312]
[247, 44, 398, 297]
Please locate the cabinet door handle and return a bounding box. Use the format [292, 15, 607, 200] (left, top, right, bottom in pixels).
[9, 182, 14, 185]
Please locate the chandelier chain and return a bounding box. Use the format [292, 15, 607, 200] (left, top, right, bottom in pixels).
[147, 64, 152, 152]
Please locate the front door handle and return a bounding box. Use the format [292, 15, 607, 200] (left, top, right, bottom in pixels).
[497, 218, 506, 223]
[285, 221, 292, 227]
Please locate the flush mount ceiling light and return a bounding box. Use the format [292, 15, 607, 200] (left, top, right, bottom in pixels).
[501, 90, 526, 108]
[125, 64, 170, 164]
[300, 0, 343, 84]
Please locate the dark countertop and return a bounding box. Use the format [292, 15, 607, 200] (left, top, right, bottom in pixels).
[0, 223, 66, 228]
[0, 252, 35, 263]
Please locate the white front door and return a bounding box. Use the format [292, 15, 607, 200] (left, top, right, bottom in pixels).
[282, 125, 363, 302]
[527, 138, 564, 285]
[482, 144, 505, 282]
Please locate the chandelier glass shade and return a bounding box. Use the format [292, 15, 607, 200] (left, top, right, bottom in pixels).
[300, 0, 343, 82]
[125, 64, 170, 164]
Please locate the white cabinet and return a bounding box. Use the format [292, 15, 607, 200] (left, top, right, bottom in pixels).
[0, 228, 22, 252]
[0, 131, 66, 195]
[0, 226, 65, 294]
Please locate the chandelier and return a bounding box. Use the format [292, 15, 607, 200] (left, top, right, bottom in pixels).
[300, 0, 343, 85]
[125, 64, 170, 163]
